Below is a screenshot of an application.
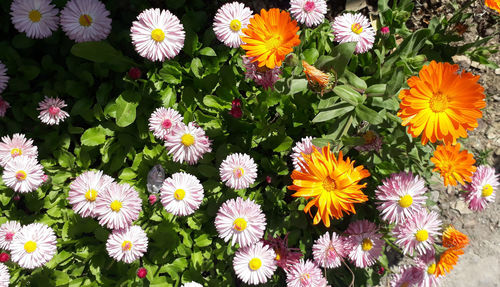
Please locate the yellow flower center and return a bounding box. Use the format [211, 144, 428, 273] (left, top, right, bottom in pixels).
[79, 14, 93, 27]
[233, 167, 245, 178]
[174, 189, 185, 200]
[248, 258, 262, 270]
[401, 283, 409, 287]
[151, 28, 165, 42]
[275, 252, 281, 261]
[229, 19, 242, 32]
[121, 240, 133, 251]
[351, 23, 363, 34]
[415, 230, 429, 242]
[429, 92, 449, 112]
[232, 218, 247, 232]
[29, 10, 42, 22]
[11, 148, 22, 157]
[322, 176, 337, 192]
[181, 134, 195, 147]
[264, 35, 283, 51]
[427, 263, 436, 275]
[361, 238, 373, 251]
[110, 200, 122, 212]
[85, 189, 98, 202]
[300, 273, 311, 283]
[482, 184, 493, 197]
[398, 194, 413, 208]
[24, 240, 37, 253]
[16, 170, 27, 181]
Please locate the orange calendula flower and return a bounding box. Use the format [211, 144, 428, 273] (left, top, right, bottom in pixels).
[240, 9, 301, 69]
[430, 143, 476, 186]
[485, 0, 500, 13]
[302, 60, 331, 94]
[442, 225, 469, 249]
[434, 247, 464, 277]
[397, 61, 485, 145]
[288, 144, 370, 227]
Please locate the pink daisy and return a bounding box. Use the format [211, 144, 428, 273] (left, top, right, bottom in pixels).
[106, 225, 148, 264]
[10, 223, 57, 269]
[215, 197, 266, 247]
[0, 133, 38, 167]
[415, 250, 441, 287]
[286, 259, 328, 287]
[165, 122, 212, 165]
[233, 241, 277, 285]
[0, 97, 10, 117]
[95, 182, 142, 230]
[354, 130, 383, 152]
[213, 2, 253, 48]
[344, 220, 384, 268]
[243, 56, 282, 90]
[393, 210, 442, 255]
[68, 170, 115, 218]
[0, 62, 8, 93]
[290, 0, 327, 27]
[10, 0, 59, 39]
[263, 234, 303, 272]
[2, 156, 44, 193]
[463, 165, 499, 211]
[220, 153, 258, 190]
[331, 13, 376, 54]
[148, 107, 183, 140]
[0, 263, 9, 287]
[131, 8, 185, 62]
[390, 265, 424, 287]
[291, 136, 318, 172]
[375, 172, 428, 224]
[37, 97, 70, 125]
[160, 172, 204, 216]
[312, 231, 346, 269]
[0, 221, 22, 250]
[60, 0, 111, 42]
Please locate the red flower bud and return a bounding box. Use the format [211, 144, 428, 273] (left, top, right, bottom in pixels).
[148, 194, 157, 205]
[128, 67, 142, 80]
[266, 176, 272, 184]
[0, 252, 9, 263]
[229, 106, 242, 118]
[137, 267, 147, 278]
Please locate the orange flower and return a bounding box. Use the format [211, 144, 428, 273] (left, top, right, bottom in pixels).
[434, 247, 464, 277]
[397, 61, 485, 145]
[442, 225, 469, 249]
[485, 0, 500, 13]
[288, 145, 370, 227]
[430, 143, 476, 186]
[241, 9, 300, 69]
[302, 60, 330, 93]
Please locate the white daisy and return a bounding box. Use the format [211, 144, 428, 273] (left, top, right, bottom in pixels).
[10, 223, 57, 269]
[148, 107, 184, 140]
[0, 221, 22, 250]
[95, 182, 142, 230]
[0, 133, 38, 168]
[213, 2, 253, 48]
[0, 263, 9, 287]
[290, 0, 328, 27]
[60, 0, 112, 42]
[68, 170, 115, 218]
[233, 241, 277, 285]
[165, 122, 212, 165]
[2, 156, 44, 193]
[219, 153, 258, 190]
[290, 136, 318, 172]
[106, 225, 148, 264]
[160, 172, 204, 216]
[10, 0, 59, 39]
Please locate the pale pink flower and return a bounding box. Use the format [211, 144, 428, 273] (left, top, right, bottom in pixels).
[344, 220, 384, 268]
[10, 0, 59, 39]
[68, 170, 115, 218]
[0, 62, 8, 93]
[95, 182, 142, 230]
[2, 156, 44, 193]
[463, 165, 498, 211]
[213, 2, 253, 48]
[312, 231, 346, 269]
[263, 234, 303, 272]
[0, 263, 9, 287]
[332, 13, 376, 54]
[0, 97, 9, 117]
[0, 221, 22, 250]
[60, 0, 111, 42]
[148, 107, 183, 140]
[286, 259, 328, 287]
[393, 210, 441, 255]
[215, 197, 266, 247]
[390, 265, 424, 287]
[243, 56, 281, 90]
[0, 133, 38, 167]
[233, 241, 277, 285]
[10, 223, 57, 269]
[106, 225, 148, 264]
[220, 153, 258, 190]
[290, 0, 327, 27]
[131, 8, 185, 62]
[291, 136, 318, 172]
[160, 172, 204, 216]
[37, 97, 69, 125]
[415, 250, 441, 287]
[165, 122, 212, 165]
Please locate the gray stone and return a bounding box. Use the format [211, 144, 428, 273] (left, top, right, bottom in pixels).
[495, 68, 500, 75]
[452, 55, 472, 67]
[452, 200, 473, 215]
[345, 0, 367, 11]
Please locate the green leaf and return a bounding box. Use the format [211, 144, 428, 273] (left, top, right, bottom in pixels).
[54, 270, 70, 286]
[115, 91, 140, 127]
[289, 79, 308, 95]
[118, 167, 137, 180]
[71, 42, 134, 72]
[333, 85, 364, 106]
[159, 63, 183, 84]
[194, 234, 212, 247]
[191, 58, 203, 78]
[199, 47, 217, 56]
[302, 48, 319, 64]
[316, 42, 356, 77]
[355, 104, 384, 124]
[365, 84, 387, 97]
[344, 70, 367, 91]
[273, 136, 293, 152]
[81, 126, 106, 146]
[202, 95, 228, 110]
[312, 103, 354, 123]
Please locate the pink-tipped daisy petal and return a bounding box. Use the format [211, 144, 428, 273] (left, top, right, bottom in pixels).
[165, 122, 212, 165]
[312, 231, 346, 269]
[160, 172, 204, 216]
[463, 165, 499, 211]
[213, 2, 253, 48]
[68, 170, 115, 218]
[390, 265, 424, 287]
[331, 13, 375, 54]
[0, 133, 38, 167]
[95, 182, 142, 230]
[2, 156, 44, 193]
[10, 0, 59, 39]
[37, 96, 70, 126]
[0, 221, 22, 250]
[148, 107, 183, 140]
[60, 0, 111, 42]
[344, 220, 384, 268]
[290, 0, 327, 27]
[393, 210, 442, 256]
[10, 223, 57, 269]
[291, 136, 318, 172]
[286, 259, 328, 287]
[0, 263, 9, 287]
[220, 153, 258, 190]
[106, 225, 148, 264]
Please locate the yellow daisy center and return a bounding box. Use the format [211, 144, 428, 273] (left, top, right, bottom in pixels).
[427, 263, 436, 275]
[232, 217, 247, 232]
[229, 19, 242, 32]
[121, 240, 133, 251]
[85, 189, 98, 202]
[415, 230, 429, 242]
[361, 238, 373, 251]
[322, 176, 337, 192]
[300, 273, 311, 283]
[248, 258, 262, 270]
[233, 167, 245, 178]
[181, 134, 195, 147]
[110, 200, 122, 212]
[79, 14, 93, 27]
[151, 28, 165, 42]
[482, 184, 493, 197]
[275, 252, 281, 261]
[174, 189, 185, 200]
[398, 194, 413, 208]
[429, 92, 449, 112]
[29, 10, 42, 23]
[351, 23, 363, 34]
[24, 240, 37, 253]
[10, 148, 22, 157]
[16, 170, 27, 181]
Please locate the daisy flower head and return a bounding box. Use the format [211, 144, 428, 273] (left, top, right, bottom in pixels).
[2, 156, 44, 193]
[415, 250, 441, 287]
[37, 96, 70, 125]
[0, 62, 8, 93]
[393, 209, 442, 255]
[68, 170, 115, 218]
[160, 172, 204, 216]
[390, 265, 424, 287]
[181, 283, 203, 287]
[312, 231, 346, 269]
[0, 133, 38, 167]
[291, 136, 318, 172]
[106, 225, 148, 264]
[290, 0, 327, 27]
[0, 221, 22, 250]
[354, 130, 383, 152]
[95, 182, 142, 230]
[242, 56, 282, 89]
[463, 165, 499, 211]
[220, 153, 258, 190]
[430, 143, 476, 186]
[286, 259, 327, 287]
[233, 241, 277, 285]
[331, 13, 376, 54]
[213, 2, 253, 48]
[148, 107, 183, 140]
[0, 97, 10, 117]
[10, 223, 57, 269]
[375, 172, 428, 224]
[344, 220, 384, 268]
[10, 0, 59, 39]
[0, 262, 9, 287]
[215, 197, 266, 247]
[60, 0, 111, 42]
[263, 234, 303, 271]
[241, 8, 301, 69]
[165, 122, 212, 165]
[442, 225, 469, 249]
[485, 0, 500, 13]
[131, 8, 185, 62]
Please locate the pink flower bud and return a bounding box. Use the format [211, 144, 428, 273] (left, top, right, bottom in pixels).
[148, 194, 157, 205]
[266, 176, 272, 184]
[229, 106, 242, 118]
[232, 98, 242, 107]
[0, 252, 9, 263]
[380, 26, 390, 35]
[128, 67, 142, 80]
[137, 267, 147, 278]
